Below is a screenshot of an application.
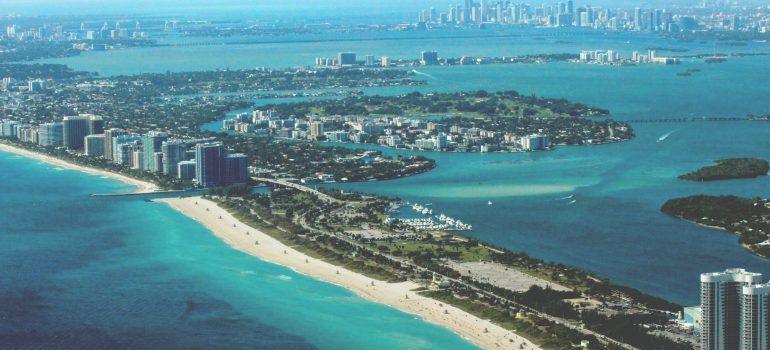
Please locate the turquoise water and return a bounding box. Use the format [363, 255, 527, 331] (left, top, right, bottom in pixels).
[0, 151, 476, 349]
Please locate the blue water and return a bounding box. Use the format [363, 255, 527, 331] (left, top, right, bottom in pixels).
[0, 152, 476, 349]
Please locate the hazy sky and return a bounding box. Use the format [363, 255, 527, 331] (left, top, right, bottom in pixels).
[0, 0, 717, 18]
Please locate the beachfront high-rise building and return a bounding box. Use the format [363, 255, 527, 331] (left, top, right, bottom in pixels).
[161, 140, 187, 177]
[195, 142, 223, 188]
[177, 160, 196, 180]
[741, 283, 770, 350]
[112, 135, 141, 165]
[0, 120, 20, 138]
[87, 116, 105, 135]
[84, 134, 105, 157]
[37, 122, 63, 147]
[701, 269, 763, 350]
[223, 153, 249, 184]
[103, 128, 126, 161]
[153, 152, 164, 174]
[142, 131, 168, 173]
[62, 116, 89, 150]
[17, 126, 38, 144]
[131, 150, 144, 170]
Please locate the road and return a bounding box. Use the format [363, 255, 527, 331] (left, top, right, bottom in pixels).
[253, 177, 343, 204]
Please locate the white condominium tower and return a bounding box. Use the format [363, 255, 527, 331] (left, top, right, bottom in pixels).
[741, 284, 770, 350]
[701, 268, 763, 350]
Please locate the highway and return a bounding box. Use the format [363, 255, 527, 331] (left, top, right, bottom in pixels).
[252, 177, 343, 204]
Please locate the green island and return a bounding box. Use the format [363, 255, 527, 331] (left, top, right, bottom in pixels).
[251, 90, 633, 151]
[678, 158, 769, 181]
[661, 195, 770, 258]
[268, 90, 609, 118]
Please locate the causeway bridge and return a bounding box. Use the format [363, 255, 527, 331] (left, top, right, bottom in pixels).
[252, 177, 342, 204]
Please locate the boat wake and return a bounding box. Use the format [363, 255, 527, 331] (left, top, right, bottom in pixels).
[556, 194, 574, 200]
[567, 199, 577, 205]
[657, 129, 678, 143]
[274, 274, 293, 281]
[411, 69, 436, 79]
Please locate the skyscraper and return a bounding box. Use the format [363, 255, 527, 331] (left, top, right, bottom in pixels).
[177, 160, 196, 180]
[512, 5, 521, 24]
[701, 269, 763, 350]
[153, 152, 164, 174]
[420, 51, 439, 65]
[103, 128, 126, 161]
[131, 150, 144, 170]
[38, 122, 63, 147]
[142, 131, 168, 172]
[195, 142, 223, 188]
[337, 52, 356, 66]
[741, 283, 770, 350]
[310, 121, 324, 140]
[161, 140, 187, 177]
[112, 135, 141, 165]
[634, 8, 643, 30]
[87, 115, 105, 135]
[223, 153, 249, 184]
[84, 134, 105, 157]
[62, 116, 89, 150]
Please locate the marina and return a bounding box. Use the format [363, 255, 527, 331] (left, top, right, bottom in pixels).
[395, 202, 473, 231]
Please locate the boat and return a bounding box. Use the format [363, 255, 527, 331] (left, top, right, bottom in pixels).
[487, 201, 493, 206]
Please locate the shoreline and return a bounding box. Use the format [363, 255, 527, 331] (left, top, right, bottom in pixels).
[1, 141, 538, 349]
[0, 143, 159, 193]
[158, 196, 540, 350]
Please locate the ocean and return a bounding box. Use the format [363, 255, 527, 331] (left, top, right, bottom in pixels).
[0, 152, 476, 349]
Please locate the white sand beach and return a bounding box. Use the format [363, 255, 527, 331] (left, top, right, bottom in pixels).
[0, 143, 158, 193]
[159, 196, 541, 350]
